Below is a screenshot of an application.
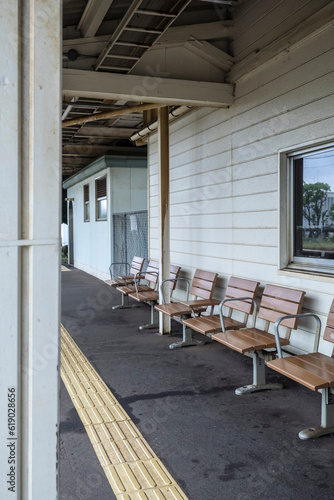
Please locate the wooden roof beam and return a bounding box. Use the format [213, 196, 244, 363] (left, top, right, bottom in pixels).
[63, 68, 234, 108]
[156, 20, 234, 44]
[63, 144, 137, 153]
[199, 0, 237, 5]
[77, 0, 115, 38]
[185, 40, 234, 72]
[62, 102, 164, 128]
[75, 126, 138, 138]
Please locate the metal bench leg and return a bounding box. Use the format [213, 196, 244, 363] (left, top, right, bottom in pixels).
[139, 303, 159, 330]
[299, 388, 334, 440]
[112, 294, 137, 310]
[169, 324, 206, 349]
[235, 351, 284, 395]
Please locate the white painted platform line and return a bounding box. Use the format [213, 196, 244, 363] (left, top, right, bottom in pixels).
[61, 265, 71, 271]
[60, 325, 189, 499]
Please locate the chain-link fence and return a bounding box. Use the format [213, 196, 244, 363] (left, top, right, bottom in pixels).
[112, 211, 148, 276]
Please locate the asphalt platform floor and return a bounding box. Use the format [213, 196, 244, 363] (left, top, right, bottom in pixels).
[60, 267, 334, 500]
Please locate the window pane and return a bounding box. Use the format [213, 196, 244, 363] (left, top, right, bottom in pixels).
[97, 199, 107, 220]
[84, 202, 90, 221]
[294, 149, 334, 260]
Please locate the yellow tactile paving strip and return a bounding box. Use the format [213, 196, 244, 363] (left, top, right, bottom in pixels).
[61, 325, 189, 500]
[61, 265, 71, 271]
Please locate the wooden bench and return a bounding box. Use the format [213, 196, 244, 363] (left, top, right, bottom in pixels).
[267, 301, 333, 440]
[182, 276, 260, 346]
[105, 255, 145, 289]
[211, 284, 306, 395]
[155, 269, 220, 348]
[113, 260, 159, 310]
[128, 264, 181, 330]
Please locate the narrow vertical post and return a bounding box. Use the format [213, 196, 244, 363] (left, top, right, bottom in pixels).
[68, 200, 74, 265]
[158, 107, 171, 334]
[124, 213, 128, 264]
[0, 1, 61, 498]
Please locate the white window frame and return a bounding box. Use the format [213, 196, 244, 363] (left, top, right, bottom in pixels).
[279, 141, 334, 276]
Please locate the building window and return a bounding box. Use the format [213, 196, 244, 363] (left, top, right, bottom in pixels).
[96, 176, 107, 220]
[285, 144, 334, 274]
[83, 184, 90, 221]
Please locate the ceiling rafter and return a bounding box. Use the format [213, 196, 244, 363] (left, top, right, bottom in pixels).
[77, 0, 115, 38]
[184, 40, 234, 71]
[62, 102, 165, 128]
[63, 69, 234, 108]
[199, 0, 237, 5]
[75, 126, 138, 138]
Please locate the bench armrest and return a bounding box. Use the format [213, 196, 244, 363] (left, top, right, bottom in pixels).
[109, 261, 130, 279]
[180, 298, 220, 308]
[159, 278, 190, 304]
[274, 313, 322, 359]
[133, 273, 145, 280]
[219, 297, 258, 332]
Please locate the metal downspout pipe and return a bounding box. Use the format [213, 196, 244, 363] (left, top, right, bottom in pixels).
[130, 106, 193, 144]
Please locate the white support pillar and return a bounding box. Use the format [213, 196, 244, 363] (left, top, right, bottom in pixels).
[0, 1, 61, 499]
[158, 107, 171, 334]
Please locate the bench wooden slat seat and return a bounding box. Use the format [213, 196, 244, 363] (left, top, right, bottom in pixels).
[212, 284, 306, 395]
[154, 269, 219, 348]
[105, 256, 145, 290]
[180, 298, 221, 309]
[213, 328, 290, 354]
[116, 281, 153, 295]
[157, 299, 220, 318]
[128, 264, 181, 330]
[303, 352, 334, 375]
[267, 300, 334, 439]
[180, 314, 226, 335]
[182, 277, 260, 345]
[114, 274, 146, 286]
[267, 356, 331, 391]
[112, 260, 159, 310]
[155, 302, 205, 317]
[130, 290, 159, 302]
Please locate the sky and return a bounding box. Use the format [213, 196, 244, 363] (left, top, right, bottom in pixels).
[304, 150, 334, 191]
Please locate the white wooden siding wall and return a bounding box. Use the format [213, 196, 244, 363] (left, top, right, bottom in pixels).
[149, 21, 334, 355]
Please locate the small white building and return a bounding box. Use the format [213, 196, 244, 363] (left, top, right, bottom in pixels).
[63, 155, 147, 280]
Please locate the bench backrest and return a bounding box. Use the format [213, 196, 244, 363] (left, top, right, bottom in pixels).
[225, 277, 260, 314]
[190, 269, 218, 300]
[129, 256, 145, 276]
[258, 284, 305, 329]
[144, 260, 159, 285]
[169, 265, 181, 293]
[324, 299, 334, 345]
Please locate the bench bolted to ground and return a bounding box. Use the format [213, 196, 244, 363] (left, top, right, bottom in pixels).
[267, 300, 334, 440]
[212, 284, 306, 395]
